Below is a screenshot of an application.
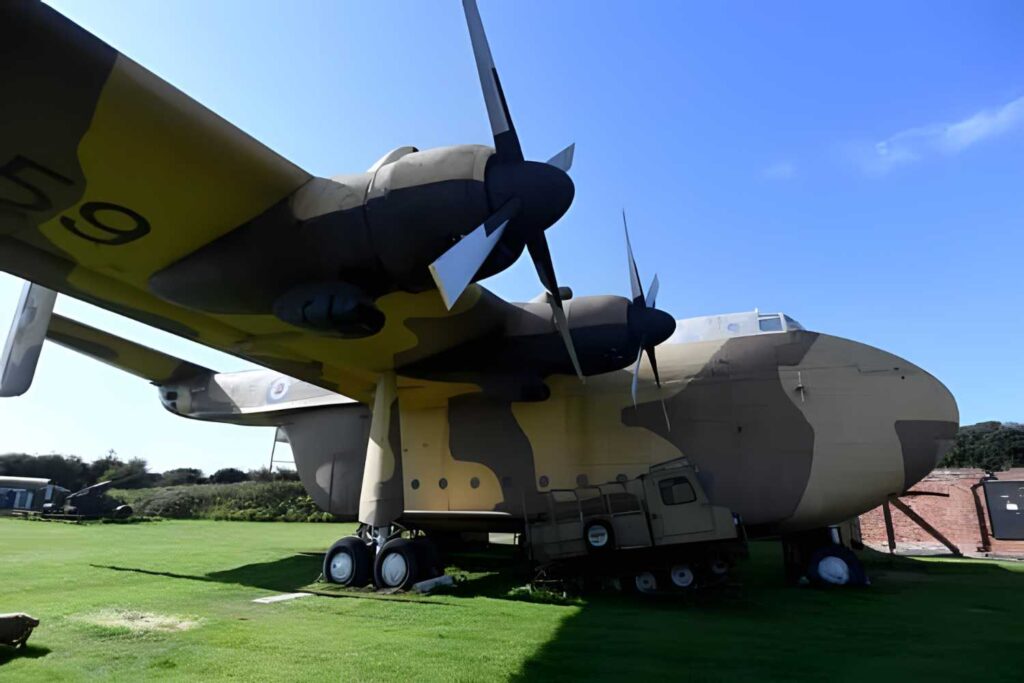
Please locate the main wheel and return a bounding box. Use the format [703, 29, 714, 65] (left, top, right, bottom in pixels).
[669, 564, 697, 590]
[583, 520, 614, 553]
[806, 545, 867, 587]
[374, 538, 421, 590]
[323, 536, 372, 587]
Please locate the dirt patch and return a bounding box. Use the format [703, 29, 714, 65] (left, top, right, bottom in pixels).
[76, 609, 199, 633]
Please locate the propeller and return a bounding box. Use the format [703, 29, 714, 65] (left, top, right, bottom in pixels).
[623, 211, 676, 429]
[428, 0, 582, 379]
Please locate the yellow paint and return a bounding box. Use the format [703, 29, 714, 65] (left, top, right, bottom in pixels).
[402, 406, 503, 511]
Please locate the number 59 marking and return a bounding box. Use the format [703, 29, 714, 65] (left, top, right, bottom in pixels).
[0, 155, 150, 246]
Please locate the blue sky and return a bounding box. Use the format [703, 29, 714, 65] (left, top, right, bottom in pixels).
[2, 0, 1022, 473]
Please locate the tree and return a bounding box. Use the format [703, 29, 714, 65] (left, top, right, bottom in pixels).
[88, 450, 124, 485]
[247, 467, 299, 482]
[210, 468, 248, 484]
[938, 422, 1024, 471]
[100, 457, 150, 488]
[160, 468, 205, 486]
[0, 453, 89, 490]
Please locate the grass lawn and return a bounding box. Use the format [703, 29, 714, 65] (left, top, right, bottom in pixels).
[1, 518, 1022, 681]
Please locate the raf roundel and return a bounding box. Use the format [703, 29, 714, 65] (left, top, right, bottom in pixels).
[267, 377, 291, 403]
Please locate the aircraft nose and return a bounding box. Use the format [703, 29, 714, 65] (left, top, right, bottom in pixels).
[895, 367, 959, 490]
[780, 333, 960, 529]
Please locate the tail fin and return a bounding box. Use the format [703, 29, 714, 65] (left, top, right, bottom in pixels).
[0, 282, 57, 397]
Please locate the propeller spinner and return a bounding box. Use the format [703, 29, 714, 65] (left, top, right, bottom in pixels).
[429, 0, 582, 379]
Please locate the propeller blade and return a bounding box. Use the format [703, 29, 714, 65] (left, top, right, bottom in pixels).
[646, 274, 659, 309]
[552, 302, 585, 382]
[462, 0, 522, 162]
[526, 235, 561, 306]
[527, 235, 584, 381]
[622, 210, 644, 306]
[644, 343, 662, 387]
[429, 199, 520, 309]
[632, 345, 671, 431]
[630, 347, 642, 407]
[546, 143, 575, 172]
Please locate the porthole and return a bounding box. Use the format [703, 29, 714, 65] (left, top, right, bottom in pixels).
[439, 478, 448, 490]
[410, 479, 420, 490]
[538, 475, 549, 487]
[470, 477, 480, 489]
[576, 474, 589, 486]
[616, 473, 627, 483]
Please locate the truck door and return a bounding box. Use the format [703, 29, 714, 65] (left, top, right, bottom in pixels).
[645, 474, 715, 543]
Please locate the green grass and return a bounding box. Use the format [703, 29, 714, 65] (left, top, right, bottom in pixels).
[1, 518, 1023, 682]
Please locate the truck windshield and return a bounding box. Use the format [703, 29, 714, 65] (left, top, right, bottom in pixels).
[659, 477, 696, 505]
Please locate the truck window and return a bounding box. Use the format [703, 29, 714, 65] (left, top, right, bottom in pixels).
[608, 492, 641, 514]
[658, 477, 696, 505]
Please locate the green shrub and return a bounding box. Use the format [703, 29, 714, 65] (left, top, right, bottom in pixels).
[110, 481, 336, 522]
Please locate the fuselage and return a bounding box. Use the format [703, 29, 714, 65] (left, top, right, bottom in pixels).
[157, 309, 958, 535]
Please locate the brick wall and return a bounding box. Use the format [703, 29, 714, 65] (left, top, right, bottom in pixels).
[859, 468, 1024, 557]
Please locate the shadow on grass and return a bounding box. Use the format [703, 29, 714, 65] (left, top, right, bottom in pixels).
[90, 551, 323, 592]
[0, 645, 50, 666]
[508, 544, 1024, 682]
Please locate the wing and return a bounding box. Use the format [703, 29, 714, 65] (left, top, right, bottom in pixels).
[0, 2, 511, 403]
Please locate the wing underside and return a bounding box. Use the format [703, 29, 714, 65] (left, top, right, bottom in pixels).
[0, 2, 508, 403]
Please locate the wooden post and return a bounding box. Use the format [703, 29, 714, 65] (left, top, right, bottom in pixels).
[889, 496, 962, 557]
[882, 500, 896, 555]
[970, 482, 992, 553]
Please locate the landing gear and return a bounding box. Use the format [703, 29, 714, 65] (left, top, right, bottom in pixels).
[782, 527, 868, 587]
[323, 527, 444, 591]
[374, 538, 420, 590]
[323, 536, 372, 587]
[806, 545, 867, 587]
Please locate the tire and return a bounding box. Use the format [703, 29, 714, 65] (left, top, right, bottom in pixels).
[668, 563, 697, 590]
[113, 504, 133, 519]
[324, 536, 372, 587]
[374, 538, 420, 590]
[630, 570, 659, 595]
[583, 520, 614, 553]
[806, 545, 867, 587]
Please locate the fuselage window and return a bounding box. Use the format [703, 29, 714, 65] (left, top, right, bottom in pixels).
[658, 476, 696, 505]
[758, 315, 783, 332]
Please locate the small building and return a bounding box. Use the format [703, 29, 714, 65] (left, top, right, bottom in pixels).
[0, 476, 59, 512]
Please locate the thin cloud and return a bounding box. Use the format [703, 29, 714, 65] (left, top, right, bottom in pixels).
[862, 94, 1024, 175]
[763, 160, 796, 180]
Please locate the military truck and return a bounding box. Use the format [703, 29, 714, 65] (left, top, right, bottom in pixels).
[528, 458, 746, 593]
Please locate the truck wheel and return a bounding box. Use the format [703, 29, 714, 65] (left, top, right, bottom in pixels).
[806, 545, 866, 587]
[324, 536, 372, 587]
[669, 564, 697, 590]
[374, 538, 420, 590]
[583, 520, 614, 552]
[631, 570, 659, 594]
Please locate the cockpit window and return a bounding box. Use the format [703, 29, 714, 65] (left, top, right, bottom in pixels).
[783, 315, 804, 331]
[758, 315, 783, 332]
